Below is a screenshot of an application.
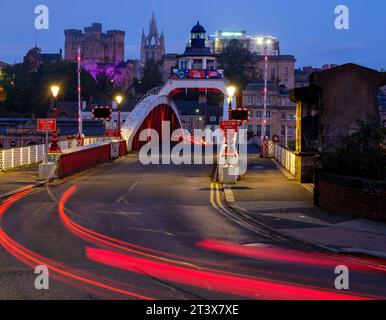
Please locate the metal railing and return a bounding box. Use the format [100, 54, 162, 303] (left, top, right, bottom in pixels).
[136, 87, 162, 105]
[274, 144, 297, 177]
[0, 137, 110, 172]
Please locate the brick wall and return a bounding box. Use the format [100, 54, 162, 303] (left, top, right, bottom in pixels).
[315, 171, 386, 221]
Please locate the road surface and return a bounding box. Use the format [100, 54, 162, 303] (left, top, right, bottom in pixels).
[0, 154, 385, 300]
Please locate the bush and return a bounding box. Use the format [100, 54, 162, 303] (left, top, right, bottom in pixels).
[322, 117, 386, 180]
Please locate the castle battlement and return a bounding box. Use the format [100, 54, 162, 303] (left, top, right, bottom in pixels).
[64, 23, 125, 65]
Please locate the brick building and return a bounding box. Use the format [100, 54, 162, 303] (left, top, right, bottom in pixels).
[243, 81, 296, 142]
[251, 55, 296, 90]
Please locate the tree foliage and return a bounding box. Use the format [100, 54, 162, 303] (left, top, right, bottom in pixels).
[0, 61, 105, 117]
[322, 117, 386, 180]
[137, 59, 163, 96]
[218, 39, 255, 89]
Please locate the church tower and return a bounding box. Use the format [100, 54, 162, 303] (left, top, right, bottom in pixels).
[140, 10, 165, 64]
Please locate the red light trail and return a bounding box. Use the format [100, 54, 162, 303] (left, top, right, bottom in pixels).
[0, 187, 156, 300]
[197, 239, 386, 273]
[86, 248, 370, 300]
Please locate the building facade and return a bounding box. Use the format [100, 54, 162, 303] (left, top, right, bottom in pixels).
[65, 23, 125, 65]
[141, 11, 165, 64]
[208, 30, 280, 56]
[23, 47, 63, 72]
[250, 55, 296, 90]
[243, 81, 296, 143]
[64, 23, 134, 92]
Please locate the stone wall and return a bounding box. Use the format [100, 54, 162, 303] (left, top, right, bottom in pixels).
[314, 171, 386, 221]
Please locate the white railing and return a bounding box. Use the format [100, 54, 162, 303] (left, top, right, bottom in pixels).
[136, 87, 162, 105]
[274, 144, 297, 177]
[0, 136, 110, 172]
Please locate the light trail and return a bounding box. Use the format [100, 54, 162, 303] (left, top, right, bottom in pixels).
[197, 239, 386, 273]
[60, 184, 380, 300]
[86, 248, 371, 300]
[0, 187, 156, 300]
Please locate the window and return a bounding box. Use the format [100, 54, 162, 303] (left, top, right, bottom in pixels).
[266, 96, 271, 105]
[248, 125, 253, 133]
[257, 96, 262, 105]
[271, 69, 276, 79]
[266, 125, 271, 138]
[192, 59, 203, 69]
[281, 126, 286, 136]
[266, 111, 271, 119]
[180, 60, 187, 69]
[206, 59, 215, 70]
[288, 126, 294, 137]
[247, 96, 254, 105]
[288, 114, 295, 121]
[257, 111, 262, 119]
[256, 125, 262, 137]
[281, 112, 286, 120]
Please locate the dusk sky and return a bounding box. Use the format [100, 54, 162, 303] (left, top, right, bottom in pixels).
[0, 0, 385, 70]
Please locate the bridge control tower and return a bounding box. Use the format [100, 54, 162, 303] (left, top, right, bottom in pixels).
[122, 22, 235, 151]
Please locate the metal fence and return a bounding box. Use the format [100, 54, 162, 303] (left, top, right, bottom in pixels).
[0, 137, 110, 172]
[274, 144, 297, 177]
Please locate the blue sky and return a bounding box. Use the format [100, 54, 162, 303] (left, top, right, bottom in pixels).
[0, 0, 385, 70]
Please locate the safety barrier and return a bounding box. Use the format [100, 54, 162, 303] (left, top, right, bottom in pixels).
[119, 140, 127, 156]
[0, 137, 110, 172]
[274, 144, 297, 177]
[58, 143, 112, 177]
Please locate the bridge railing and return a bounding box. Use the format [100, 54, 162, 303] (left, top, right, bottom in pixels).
[136, 87, 162, 105]
[0, 136, 110, 172]
[274, 143, 297, 177]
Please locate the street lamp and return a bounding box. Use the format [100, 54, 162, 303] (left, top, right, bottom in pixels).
[226, 85, 236, 120]
[49, 85, 61, 153]
[115, 95, 123, 139]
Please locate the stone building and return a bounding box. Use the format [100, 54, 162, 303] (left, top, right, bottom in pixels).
[64, 23, 134, 92]
[243, 81, 296, 143]
[290, 63, 386, 153]
[250, 55, 296, 90]
[141, 11, 165, 64]
[65, 23, 125, 65]
[23, 47, 62, 72]
[161, 54, 178, 82]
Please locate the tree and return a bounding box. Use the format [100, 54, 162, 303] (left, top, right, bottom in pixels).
[218, 39, 255, 89]
[0, 60, 98, 117]
[138, 59, 163, 95]
[322, 117, 386, 180]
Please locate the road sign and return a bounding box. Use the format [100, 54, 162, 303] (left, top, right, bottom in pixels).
[37, 119, 56, 132]
[220, 120, 239, 133]
[92, 106, 112, 121]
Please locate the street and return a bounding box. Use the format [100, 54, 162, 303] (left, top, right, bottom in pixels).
[0, 153, 385, 300]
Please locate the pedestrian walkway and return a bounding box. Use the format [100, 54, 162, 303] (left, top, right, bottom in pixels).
[224, 157, 386, 258]
[0, 165, 44, 199]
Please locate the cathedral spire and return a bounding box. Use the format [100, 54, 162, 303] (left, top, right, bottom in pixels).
[141, 10, 165, 64]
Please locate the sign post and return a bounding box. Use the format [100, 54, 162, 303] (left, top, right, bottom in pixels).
[37, 119, 56, 163]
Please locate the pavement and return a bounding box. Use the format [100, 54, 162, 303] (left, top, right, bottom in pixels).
[223, 156, 386, 259]
[0, 165, 46, 200]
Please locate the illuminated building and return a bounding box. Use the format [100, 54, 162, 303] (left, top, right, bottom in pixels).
[64, 23, 134, 92]
[208, 30, 280, 56]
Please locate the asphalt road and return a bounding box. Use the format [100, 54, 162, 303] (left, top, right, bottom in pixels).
[0, 154, 385, 300]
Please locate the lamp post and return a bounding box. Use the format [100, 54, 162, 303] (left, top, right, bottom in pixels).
[226, 86, 236, 120]
[49, 85, 61, 153]
[260, 41, 269, 157]
[115, 95, 123, 139]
